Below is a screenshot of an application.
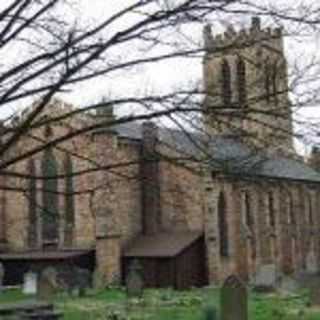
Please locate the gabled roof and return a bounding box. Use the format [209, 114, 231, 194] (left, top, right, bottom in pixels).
[114, 121, 320, 183]
[0, 249, 93, 260]
[207, 137, 320, 183]
[123, 232, 203, 258]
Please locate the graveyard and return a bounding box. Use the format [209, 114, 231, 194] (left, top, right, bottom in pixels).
[1, 283, 320, 320]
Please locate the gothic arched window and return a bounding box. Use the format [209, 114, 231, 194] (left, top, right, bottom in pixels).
[244, 192, 253, 228]
[272, 63, 278, 105]
[27, 159, 37, 247]
[308, 194, 313, 225]
[268, 192, 275, 227]
[237, 57, 247, 108]
[288, 193, 296, 225]
[221, 59, 232, 107]
[265, 61, 271, 103]
[65, 154, 75, 227]
[218, 191, 229, 257]
[41, 148, 59, 242]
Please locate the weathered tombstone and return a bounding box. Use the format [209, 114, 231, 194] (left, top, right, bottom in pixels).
[204, 305, 217, 320]
[221, 275, 248, 320]
[126, 259, 144, 298]
[309, 277, 320, 306]
[279, 276, 299, 295]
[23, 272, 38, 295]
[56, 266, 91, 296]
[92, 269, 106, 291]
[0, 262, 4, 292]
[306, 252, 318, 274]
[253, 264, 278, 291]
[37, 268, 57, 300]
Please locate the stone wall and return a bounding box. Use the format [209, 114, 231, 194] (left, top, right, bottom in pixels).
[96, 235, 121, 285]
[203, 17, 293, 152]
[204, 172, 320, 284]
[158, 143, 205, 233]
[3, 100, 97, 250]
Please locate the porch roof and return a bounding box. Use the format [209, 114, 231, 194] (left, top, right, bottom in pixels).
[0, 249, 93, 261]
[123, 232, 203, 258]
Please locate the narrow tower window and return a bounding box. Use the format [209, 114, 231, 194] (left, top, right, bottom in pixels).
[237, 57, 247, 108]
[27, 159, 37, 247]
[272, 63, 278, 105]
[244, 192, 253, 228]
[42, 147, 59, 243]
[218, 191, 229, 257]
[288, 193, 295, 225]
[308, 194, 313, 225]
[268, 192, 275, 227]
[221, 59, 232, 107]
[265, 61, 271, 103]
[65, 154, 75, 227]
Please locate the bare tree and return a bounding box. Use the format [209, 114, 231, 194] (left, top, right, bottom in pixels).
[0, 0, 320, 223]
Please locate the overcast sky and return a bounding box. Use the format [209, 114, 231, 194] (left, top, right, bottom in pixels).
[59, 1, 320, 153]
[3, 0, 320, 154]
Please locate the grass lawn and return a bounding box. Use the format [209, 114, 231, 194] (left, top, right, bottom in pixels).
[1, 287, 320, 320]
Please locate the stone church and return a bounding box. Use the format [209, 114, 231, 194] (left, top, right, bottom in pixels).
[0, 17, 319, 289]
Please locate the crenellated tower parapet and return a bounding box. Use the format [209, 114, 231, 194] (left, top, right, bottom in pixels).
[203, 17, 293, 152]
[204, 17, 284, 55]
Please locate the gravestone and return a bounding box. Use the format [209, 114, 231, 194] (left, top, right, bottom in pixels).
[126, 259, 144, 298]
[221, 275, 248, 320]
[0, 262, 4, 292]
[279, 276, 299, 294]
[306, 252, 318, 274]
[23, 272, 38, 295]
[37, 268, 57, 300]
[309, 277, 320, 306]
[55, 266, 91, 296]
[253, 264, 278, 291]
[92, 270, 105, 291]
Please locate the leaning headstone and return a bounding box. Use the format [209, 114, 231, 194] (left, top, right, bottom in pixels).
[221, 275, 248, 320]
[92, 269, 106, 291]
[204, 305, 217, 320]
[23, 272, 38, 295]
[253, 264, 278, 292]
[0, 262, 4, 292]
[279, 276, 299, 295]
[306, 252, 318, 274]
[309, 277, 320, 306]
[56, 266, 91, 296]
[126, 259, 144, 298]
[37, 268, 57, 300]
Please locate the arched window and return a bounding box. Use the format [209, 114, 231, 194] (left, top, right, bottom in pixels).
[237, 57, 247, 108]
[218, 191, 229, 257]
[65, 154, 75, 227]
[272, 63, 278, 105]
[288, 193, 296, 225]
[268, 192, 275, 227]
[221, 59, 232, 107]
[308, 194, 313, 225]
[244, 192, 253, 228]
[265, 61, 271, 103]
[27, 159, 37, 247]
[42, 147, 59, 243]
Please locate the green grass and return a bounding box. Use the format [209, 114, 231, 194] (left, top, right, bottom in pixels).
[0, 287, 320, 320]
[0, 288, 28, 304]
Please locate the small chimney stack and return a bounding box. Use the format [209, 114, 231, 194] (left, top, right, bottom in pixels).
[309, 146, 320, 171]
[251, 16, 261, 31]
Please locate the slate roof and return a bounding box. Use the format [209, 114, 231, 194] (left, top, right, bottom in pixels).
[123, 232, 203, 258]
[0, 249, 93, 260]
[113, 121, 320, 183]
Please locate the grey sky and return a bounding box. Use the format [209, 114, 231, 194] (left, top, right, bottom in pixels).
[2, 0, 320, 154]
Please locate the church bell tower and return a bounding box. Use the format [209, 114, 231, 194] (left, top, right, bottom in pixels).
[203, 17, 293, 151]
